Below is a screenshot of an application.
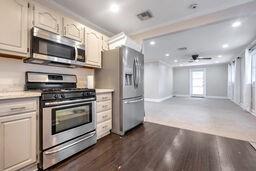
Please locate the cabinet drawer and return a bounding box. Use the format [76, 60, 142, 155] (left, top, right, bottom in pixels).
[97, 110, 111, 124]
[97, 93, 112, 102]
[0, 99, 37, 117]
[97, 100, 111, 113]
[97, 120, 112, 137]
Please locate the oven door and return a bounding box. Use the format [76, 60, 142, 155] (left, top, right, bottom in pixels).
[42, 101, 96, 150]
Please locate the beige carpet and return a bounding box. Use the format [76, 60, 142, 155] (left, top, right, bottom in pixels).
[145, 97, 256, 142]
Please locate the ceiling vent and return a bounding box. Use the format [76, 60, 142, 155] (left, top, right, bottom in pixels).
[178, 47, 188, 51]
[189, 3, 199, 9]
[137, 10, 153, 21]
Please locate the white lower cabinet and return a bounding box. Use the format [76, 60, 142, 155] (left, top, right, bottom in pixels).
[0, 99, 37, 171]
[96, 92, 112, 139]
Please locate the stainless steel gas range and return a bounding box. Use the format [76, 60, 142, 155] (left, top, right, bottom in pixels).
[26, 72, 97, 170]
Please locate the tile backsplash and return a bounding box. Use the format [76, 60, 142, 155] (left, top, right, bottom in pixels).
[0, 57, 94, 92]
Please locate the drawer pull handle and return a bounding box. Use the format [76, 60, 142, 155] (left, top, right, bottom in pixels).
[10, 107, 26, 111]
[102, 115, 108, 118]
[103, 105, 108, 108]
[102, 97, 108, 100]
[102, 126, 108, 129]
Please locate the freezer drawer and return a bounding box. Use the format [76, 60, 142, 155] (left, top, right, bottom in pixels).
[122, 97, 144, 133]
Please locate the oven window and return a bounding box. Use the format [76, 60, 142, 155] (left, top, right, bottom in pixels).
[52, 104, 92, 134]
[33, 37, 75, 60]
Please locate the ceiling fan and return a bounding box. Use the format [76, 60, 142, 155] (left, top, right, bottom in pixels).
[188, 54, 212, 63]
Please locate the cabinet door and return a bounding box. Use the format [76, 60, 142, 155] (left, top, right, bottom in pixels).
[63, 17, 84, 42]
[0, 0, 28, 54]
[33, 3, 61, 34]
[85, 27, 103, 67]
[0, 112, 36, 171]
[102, 35, 109, 51]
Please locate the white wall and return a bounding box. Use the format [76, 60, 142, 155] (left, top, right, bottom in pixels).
[0, 57, 94, 92]
[144, 61, 173, 101]
[173, 64, 228, 98]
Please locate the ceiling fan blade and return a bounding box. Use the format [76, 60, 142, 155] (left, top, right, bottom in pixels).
[198, 57, 212, 60]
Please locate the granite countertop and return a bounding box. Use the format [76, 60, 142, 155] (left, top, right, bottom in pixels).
[0, 91, 42, 100]
[95, 89, 114, 94]
[0, 89, 114, 100]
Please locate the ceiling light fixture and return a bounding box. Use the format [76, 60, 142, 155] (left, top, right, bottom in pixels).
[174, 60, 178, 63]
[110, 4, 119, 13]
[179, 64, 183, 66]
[150, 41, 155, 45]
[215, 61, 219, 64]
[232, 21, 241, 28]
[165, 53, 170, 57]
[218, 55, 222, 58]
[222, 44, 229, 48]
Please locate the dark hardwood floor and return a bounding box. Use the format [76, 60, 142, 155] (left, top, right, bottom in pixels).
[50, 122, 256, 171]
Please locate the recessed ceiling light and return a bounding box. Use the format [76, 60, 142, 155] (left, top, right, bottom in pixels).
[222, 44, 229, 48]
[110, 4, 119, 13]
[165, 53, 170, 57]
[179, 64, 183, 66]
[195, 59, 199, 62]
[149, 41, 155, 45]
[218, 55, 222, 58]
[174, 59, 178, 63]
[232, 21, 241, 28]
[215, 61, 219, 64]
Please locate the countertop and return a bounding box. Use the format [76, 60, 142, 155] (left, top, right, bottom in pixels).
[95, 89, 114, 94]
[0, 89, 114, 100]
[0, 91, 41, 100]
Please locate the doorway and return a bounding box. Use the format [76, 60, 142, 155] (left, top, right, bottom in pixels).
[190, 69, 206, 97]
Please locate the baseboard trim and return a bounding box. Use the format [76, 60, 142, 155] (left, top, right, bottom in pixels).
[174, 95, 228, 99]
[145, 95, 173, 102]
[206, 96, 228, 99]
[174, 94, 190, 97]
[238, 103, 256, 117]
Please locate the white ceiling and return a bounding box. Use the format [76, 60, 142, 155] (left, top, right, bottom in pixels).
[143, 15, 256, 67]
[53, 0, 253, 35]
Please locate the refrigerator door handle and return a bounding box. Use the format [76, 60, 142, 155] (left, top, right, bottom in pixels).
[124, 98, 144, 104]
[136, 57, 140, 87]
[133, 58, 137, 88]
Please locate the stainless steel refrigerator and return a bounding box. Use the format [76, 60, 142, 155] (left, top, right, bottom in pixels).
[95, 46, 144, 135]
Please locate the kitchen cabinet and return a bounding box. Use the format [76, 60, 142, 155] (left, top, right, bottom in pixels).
[102, 35, 109, 51]
[0, 98, 37, 171]
[85, 27, 103, 68]
[0, 0, 28, 55]
[96, 92, 112, 139]
[33, 3, 61, 34]
[63, 17, 84, 42]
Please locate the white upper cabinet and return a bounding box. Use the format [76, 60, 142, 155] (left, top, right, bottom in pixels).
[63, 17, 84, 42]
[33, 3, 61, 34]
[0, 0, 28, 54]
[102, 35, 109, 51]
[85, 27, 103, 67]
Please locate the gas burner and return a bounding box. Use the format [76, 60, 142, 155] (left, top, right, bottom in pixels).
[41, 88, 92, 93]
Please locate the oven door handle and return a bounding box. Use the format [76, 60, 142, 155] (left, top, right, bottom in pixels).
[44, 98, 95, 106]
[44, 131, 96, 155]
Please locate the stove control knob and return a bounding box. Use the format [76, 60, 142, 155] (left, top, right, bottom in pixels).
[61, 94, 65, 98]
[53, 94, 59, 99]
[83, 92, 89, 97]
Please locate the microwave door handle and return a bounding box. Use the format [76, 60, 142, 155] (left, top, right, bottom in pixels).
[75, 46, 78, 61]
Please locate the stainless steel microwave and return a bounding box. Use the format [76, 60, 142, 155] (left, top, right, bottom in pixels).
[25, 27, 86, 67]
